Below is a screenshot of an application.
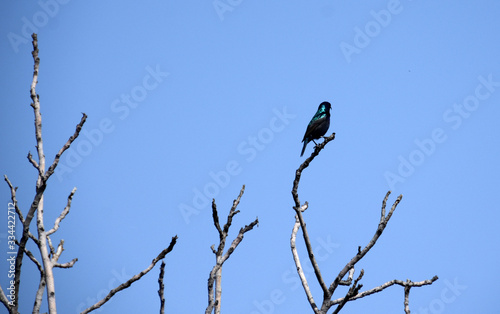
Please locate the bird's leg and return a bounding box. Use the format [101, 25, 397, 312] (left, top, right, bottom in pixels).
[312, 139, 318, 146]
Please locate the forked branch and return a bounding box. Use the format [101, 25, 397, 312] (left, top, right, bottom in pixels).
[206, 185, 258, 314]
[290, 131, 438, 313]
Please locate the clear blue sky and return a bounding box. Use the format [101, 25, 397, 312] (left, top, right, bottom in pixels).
[1, 1, 499, 313]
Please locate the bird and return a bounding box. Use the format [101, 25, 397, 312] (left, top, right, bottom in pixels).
[300, 101, 332, 157]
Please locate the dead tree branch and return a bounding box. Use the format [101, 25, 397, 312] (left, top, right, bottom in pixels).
[329, 276, 439, 307]
[206, 185, 259, 314]
[290, 131, 438, 313]
[158, 261, 166, 314]
[3, 33, 179, 314]
[1, 34, 88, 314]
[290, 133, 335, 314]
[80, 236, 178, 314]
[290, 202, 319, 313]
[47, 188, 77, 235]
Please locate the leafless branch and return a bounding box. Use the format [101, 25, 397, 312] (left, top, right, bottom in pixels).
[291, 132, 336, 208]
[27, 152, 42, 177]
[332, 269, 364, 314]
[13, 238, 45, 314]
[33, 271, 46, 314]
[158, 261, 166, 314]
[53, 258, 78, 269]
[206, 185, 258, 314]
[290, 131, 437, 313]
[4, 175, 24, 223]
[329, 276, 439, 307]
[47, 187, 77, 235]
[293, 204, 329, 297]
[290, 132, 335, 308]
[404, 280, 411, 314]
[338, 268, 355, 286]
[327, 192, 402, 297]
[44, 112, 87, 181]
[290, 208, 319, 313]
[80, 236, 177, 314]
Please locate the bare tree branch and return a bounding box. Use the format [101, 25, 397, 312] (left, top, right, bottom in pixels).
[332, 269, 364, 314]
[206, 185, 258, 314]
[6, 34, 89, 314]
[4, 175, 24, 224]
[53, 258, 78, 269]
[338, 267, 355, 286]
[27, 152, 42, 177]
[14, 238, 45, 314]
[329, 276, 439, 306]
[80, 236, 177, 314]
[158, 261, 166, 314]
[44, 112, 87, 181]
[404, 280, 411, 314]
[47, 187, 77, 235]
[327, 192, 402, 297]
[290, 203, 319, 313]
[290, 131, 437, 313]
[290, 132, 335, 308]
[293, 203, 329, 297]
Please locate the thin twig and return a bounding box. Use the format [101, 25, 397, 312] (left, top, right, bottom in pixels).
[328, 276, 439, 306]
[332, 269, 364, 314]
[47, 187, 77, 235]
[44, 113, 87, 181]
[290, 210, 319, 313]
[80, 236, 177, 314]
[53, 258, 78, 269]
[4, 175, 24, 223]
[327, 192, 403, 297]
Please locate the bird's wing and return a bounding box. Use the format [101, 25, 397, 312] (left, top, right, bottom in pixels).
[302, 116, 327, 142]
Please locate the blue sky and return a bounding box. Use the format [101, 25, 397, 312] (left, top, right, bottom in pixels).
[1, 1, 499, 313]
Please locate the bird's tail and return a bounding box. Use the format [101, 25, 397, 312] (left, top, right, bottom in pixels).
[300, 140, 308, 157]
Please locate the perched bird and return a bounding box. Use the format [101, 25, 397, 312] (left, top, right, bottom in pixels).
[300, 101, 332, 157]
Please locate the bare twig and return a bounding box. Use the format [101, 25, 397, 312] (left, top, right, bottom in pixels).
[290, 210, 319, 313]
[404, 280, 411, 314]
[158, 261, 166, 314]
[206, 186, 258, 314]
[293, 205, 329, 297]
[80, 236, 177, 314]
[329, 276, 439, 306]
[327, 192, 402, 297]
[53, 258, 78, 269]
[338, 267, 355, 286]
[44, 113, 87, 181]
[4, 176, 24, 223]
[47, 187, 77, 235]
[332, 269, 364, 314]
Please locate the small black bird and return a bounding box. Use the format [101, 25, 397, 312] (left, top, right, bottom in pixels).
[300, 101, 332, 157]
